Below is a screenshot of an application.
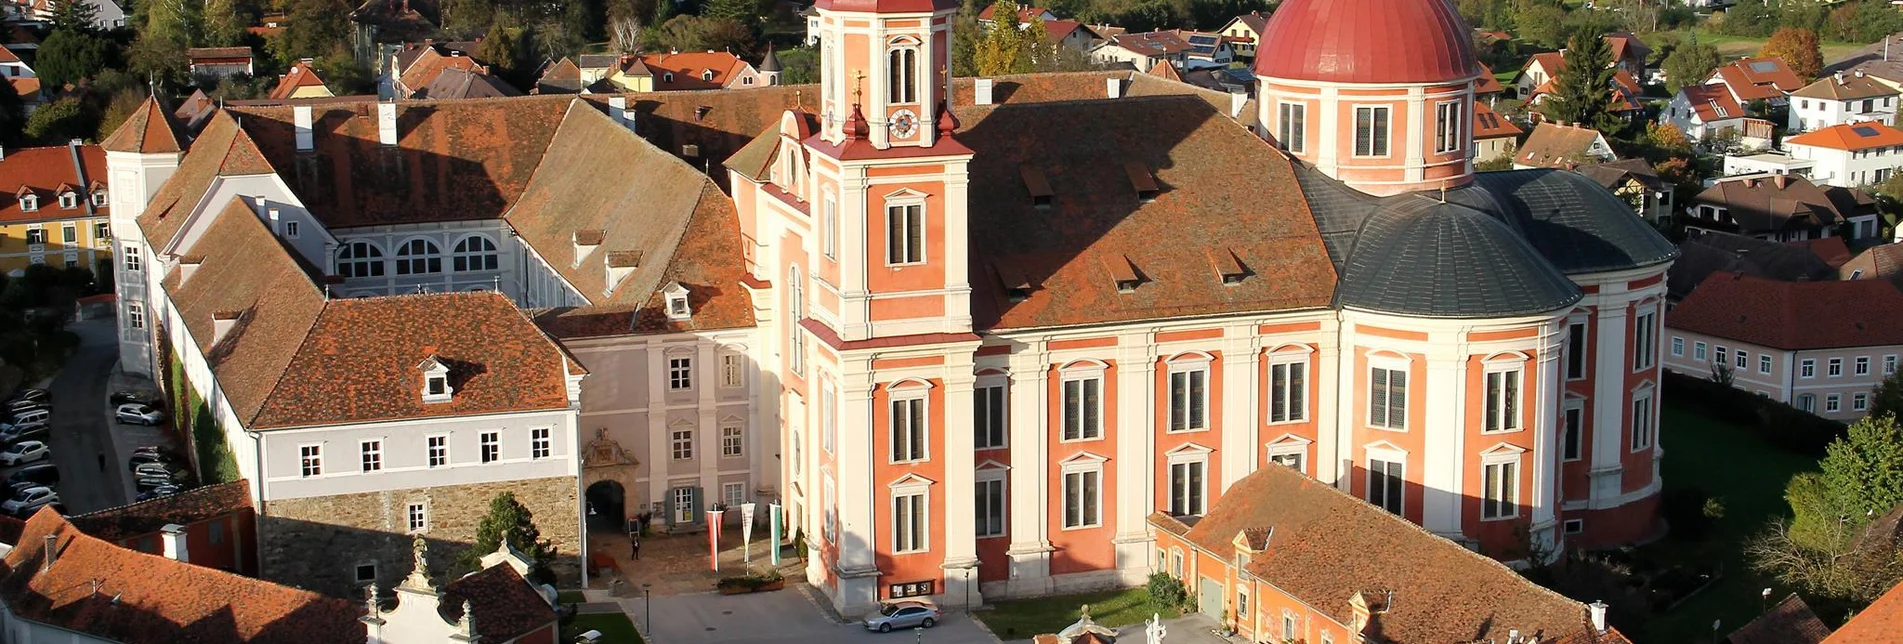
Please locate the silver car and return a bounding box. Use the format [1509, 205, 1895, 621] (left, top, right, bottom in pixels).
[862, 601, 939, 633]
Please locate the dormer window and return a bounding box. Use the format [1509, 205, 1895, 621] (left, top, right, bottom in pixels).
[1124, 163, 1160, 202]
[91, 190, 107, 207]
[58, 192, 77, 210]
[663, 72, 674, 83]
[18, 193, 37, 212]
[664, 282, 692, 320]
[701, 70, 714, 82]
[1105, 255, 1144, 293]
[418, 356, 454, 403]
[1020, 166, 1054, 210]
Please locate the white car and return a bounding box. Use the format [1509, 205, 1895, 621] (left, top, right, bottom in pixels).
[1, 486, 57, 516]
[0, 441, 49, 466]
[115, 403, 165, 426]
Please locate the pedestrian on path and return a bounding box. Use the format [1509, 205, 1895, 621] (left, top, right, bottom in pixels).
[631, 536, 641, 560]
[96, 452, 105, 471]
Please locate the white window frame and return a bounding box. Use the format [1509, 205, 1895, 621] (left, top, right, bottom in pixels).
[1267, 349, 1310, 424]
[1562, 401, 1585, 462]
[1166, 446, 1211, 517]
[1828, 357, 1844, 378]
[671, 428, 694, 460]
[1760, 354, 1772, 374]
[668, 356, 693, 391]
[1854, 392, 1870, 412]
[450, 234, 499, 272]
[126, 301, 145, 330]
[336, 240, 385, 278]
[1480, 448, 1522, 521]
[1736, 350, 1748, 370]
[122, 245, 142, 272]
[1368, 356, 1409, 430]
[975, 468, 1007, 538]
[1352, 104, 1391, 157]
[1276, 101, 1306, 154]
[821, 379, 837, 454]
[480, 431, 500, 463]
[1826, 394, 1841, 413]
[1060, 362, 1107, 441]
[822, 194, 838, 259]
[1366, 446, 1406, 515]
[1633, 309, 1657, 371]
[888, 382, 930, 463]
[723, 481, 746, 508]
[1266, 436, 1309, 474]
[1166, 355, 1211, 433]
[1631, 388, 1656, 452]
[890, 479, 930, 553]
[1434, 99, 1463, 154]
[360, 439, 383, 473]
[531, 427, 551, 459]
[974, 376, 1008, 450]
[721, 425, 744, 458]
[1856, 356, 1871, 376]
[1482, 357, 1524, 433]
[1801, 358, 1817, 378]
[788, 266, 805, 375]
[720, 353, 744, 389]
[1694, 341, 1707, 361]
[393, 237, 443, 275]
[1671, 337, 1684, 357]
[885, 198, 926, 266]
[427, 434, 448, 467]
[299, 444, 323, 477]
[1885, 355, 1898, 376]
[407, 502, 428, 533]
[886, 40, 920, 105]
[1060, 455, 1106, 529]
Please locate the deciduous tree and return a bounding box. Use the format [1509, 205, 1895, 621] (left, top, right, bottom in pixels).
[1760, 27, 1823, 82]
[454, 492, 558, 585]
[1662, 34, 1720, 94]
[1874, 371, 1903, 422]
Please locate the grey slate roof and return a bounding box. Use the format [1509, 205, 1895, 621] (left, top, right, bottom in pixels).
[1459, 170, 1678, 275]
[1335, 195, 1582, 317]
[1668, 231, 1836, 300]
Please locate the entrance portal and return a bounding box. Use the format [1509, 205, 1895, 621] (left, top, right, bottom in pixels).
[586, 480, 626, 534]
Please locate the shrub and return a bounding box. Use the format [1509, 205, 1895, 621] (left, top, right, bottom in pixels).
[1663, 371, 1846, 457]
[1147, 572, 1187, 609]
[1663, 487, 1716, 541]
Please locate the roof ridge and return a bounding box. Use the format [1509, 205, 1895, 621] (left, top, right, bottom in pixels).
[68, 479, 250, 518]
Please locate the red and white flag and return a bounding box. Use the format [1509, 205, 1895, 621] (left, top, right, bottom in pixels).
[707, 509, 725, 572]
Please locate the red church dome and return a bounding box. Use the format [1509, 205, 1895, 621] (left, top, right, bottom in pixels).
[1253, 0, 1478, 85]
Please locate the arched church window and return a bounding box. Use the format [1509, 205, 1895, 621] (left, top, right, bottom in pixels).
[395, 238, 442, 275]
[336, 241, 385, 278]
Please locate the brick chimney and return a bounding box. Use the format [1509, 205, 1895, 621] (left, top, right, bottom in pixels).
[160, 524, 189, 562]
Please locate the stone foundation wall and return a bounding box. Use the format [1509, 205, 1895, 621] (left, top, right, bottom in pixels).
[257, 476, 580, 597]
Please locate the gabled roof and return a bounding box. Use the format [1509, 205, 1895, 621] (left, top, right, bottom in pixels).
[174, 89, 217, 133]
[6, 77, 39, 100]
[1825, 578, 1903, 642]
[1681, 83, 1746, 122]
[398, 46, 486, 96]
[1110, 31, 1192, 57]
[1667, 231, 1837, 301]
[1668, 272, 1903, 350]
[1727, 593, 1830, 644]
[634, 52, 751, 90]
[1842, 242, 1903, 283]
[439, 564, 556, 643]
[1792, 236, 1853, 270]
[536, 57, 583, 94]
[1689, 175, 1870, 234]
[1785, 122, 1903, 151]
[185, 46, 253, 62]
[415, 66, 521, 100]
[1712, 57, 1805, 101]
[1228, 10, 1269, 34]
[1520, 51, 1567, 78]
[1474, 64, 1504, 94]
[1515, 122, 1610, 169]
[67, 480, 252, 542]
[135, 110, 277, 250]
[1472, 101, 1521, 139]
[1792, 73, 1897, 101]
[101, 96, 186, 154]
[267, 61, 327, 100]
[1043, 19, 1084, 43]
[1604, 32, 1650, 66]
[0, 143, 109, 224]
[0, 509, 365, 644]
[1152, 466, 1632, 644]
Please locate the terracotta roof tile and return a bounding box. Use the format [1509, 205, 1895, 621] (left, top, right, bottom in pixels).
[1474, 64, 1504, 94]
[636, 52, 750, 90]
[101, 97, 185, 154]
[186, 46, 253, 61]
[1790, 236, 1852, 269]
[439, 564, 556, 642]
[136, 109, 277, 251]
[0, 143, 108, 224]
[1515, 122, 1609, 168]
[536, 57, 583, 94]
[1843, 242, 1903, 282]
[1472, 101, 1521, 139]
[1792, 73, 1897, 100]
[1689, 175, 1870, 235]
[1823, 579, 1903, 642]
[0, 509, 364, 644]
[1727, 593, 1830, 644]
[268, 61, 328, 100]
[1786, 122, 1903, 150]
[1714, 57, 1805, 101]
[7, 77, 39, 100]
[68, 480, 253, 542]
[1165, 466, 1631, 643]
[1667, 272, 1903, 350]
[398, 47, 487, 97]
[416, 67, 521, 100]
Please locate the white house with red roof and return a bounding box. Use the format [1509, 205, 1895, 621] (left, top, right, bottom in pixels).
[1090, 31, 1193, 73]
[1706, 56, 1806, 107]
[1788, 72, 1898, 133]
[1785, 122, 1903, 188]
[1219, 11, 1269, 60]
[1663, 83, 1750, 143]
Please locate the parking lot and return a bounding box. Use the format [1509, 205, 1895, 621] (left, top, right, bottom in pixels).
[3, 319, 171, 517]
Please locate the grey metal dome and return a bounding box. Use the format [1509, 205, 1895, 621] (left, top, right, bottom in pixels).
[1336, 195, 1583, 318]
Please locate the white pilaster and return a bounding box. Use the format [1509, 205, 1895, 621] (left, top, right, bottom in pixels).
[1590, 296, 1630, 506]
[1004, 348, 1052, 596]
[938, 352, 981, 607]
[1219, 333, 1257, 491]
[645, 347, 669, 510]
[834, 361, 880, 614]
[1112, 336, 1157, 580]
[1421, 333, 1465, 537]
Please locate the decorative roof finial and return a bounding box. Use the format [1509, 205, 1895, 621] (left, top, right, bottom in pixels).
[402, 535, 433, 590]
[456, 599, 477, 636]
[853, 70, 866, 105]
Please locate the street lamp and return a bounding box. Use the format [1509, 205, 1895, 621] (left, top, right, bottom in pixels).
[642, 582, 653, 643]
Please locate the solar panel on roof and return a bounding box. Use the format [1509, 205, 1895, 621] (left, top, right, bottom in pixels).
[1854, 126, 1880, 137]
[1749, 61, 1778, 73]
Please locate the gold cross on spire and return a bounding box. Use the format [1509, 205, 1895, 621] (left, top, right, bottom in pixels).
[853, 70, 866, 104]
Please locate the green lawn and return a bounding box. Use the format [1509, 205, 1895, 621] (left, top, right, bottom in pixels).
[1647, 29, 1864, 64]
[563, 612, 643, 644]
[1629, 403, 1818, 643]
[977, 588, 1181, 640]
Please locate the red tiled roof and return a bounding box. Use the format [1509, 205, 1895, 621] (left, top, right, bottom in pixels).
[398, 47, 486, 96]
[1515, 122, 1608, 168]
[1823, 579, 1903, 642]
[136, 110, 276, 251]
[1255, 0, 1476, 84]
[67, 480, 253, 543]
[1156, 465, 1632, 644]
[0, 509, 365, 644]
[635, 52, 750, 90]
[439, 563, 557, 643]
[185, 46, 253, 62]
[1043, 19, 1083, 43]
[101, 96, 186, 154]
[1604, 32, 1650, 67]
[1843, 242, 1903, 281]
[1728, 593, 1830, 644]
[0, 45, 16, 63]
[1682, 83, 1746, 122]
[1786, 122, 1903, 151]
[1474, 64, 1504, 94]
[1522, 51, 1567, 81]
[267, 61, 327, 100]
[1713, 57, 1805, 101]
[1667, 272, 1903, 350]
[1790, 236, 1853, 269]
[1472, 101, 1522, 139]
[6, 77, 38, 100]
[0, 143, 108, 224]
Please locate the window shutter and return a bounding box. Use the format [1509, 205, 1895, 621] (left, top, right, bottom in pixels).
[689, 487, 703, 523]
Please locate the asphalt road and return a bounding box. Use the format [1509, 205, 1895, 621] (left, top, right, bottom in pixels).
[11, 318, 128, 515]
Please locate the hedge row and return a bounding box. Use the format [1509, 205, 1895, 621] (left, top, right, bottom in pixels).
[1663, 370, 1846, 457]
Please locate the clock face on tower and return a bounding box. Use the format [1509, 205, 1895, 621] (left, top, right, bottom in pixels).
[889, 109, 919, 139]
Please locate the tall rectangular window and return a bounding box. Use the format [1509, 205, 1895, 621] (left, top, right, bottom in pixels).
[1562, 406, 1584, 461]
[1694, 341, 1707, 361]
[821, 381, 837, 454]
[1435, 100, 1463, 153]
[360, 440, 382, 472]
[893, 492, 926, 552]
[1671, 337, 1684, 357]
[127, 302, 145, 329]
[1062, 376, 1102, 440]
[428, 435, 448, 467]
[407, 503, 427, 532]
[1269, 361, 1306, 423]
[1168, 368, 1207, 432]
[480, 432, 500, 463]
[974, 384, 1006, 449]
[1368, 457, 1404, 515]
[721, 426, 744, 457]
[1369, 366, 1408, 429]
[887, 48, 917, 104]
[300, 445, 323, 477]
[886, 204, 924, 265]
[720, 354, 743, 388]
[1826, 394, 1842, 413]
[890, 397, 926, 462]
[1885, 355, 1898, 375]
[669, 357, 693, 390]
[1062, 470, 1101, 528]
[122, 245, 141, 272]
[1168, 460, 1205, 517]
[531, 427, 551, 459]
[1736, 350, 1748, 369]
[1761, 354, 1772, 374]
[1482, 460, 1519, 519]
[59, 225, 75, 242]
[1856, 356, 1870, 376]
[1829, 358, 1843, 377]
[976, 478, 1006, 537]
[1484, 370, 1521, 432]
[821, 196, 838, 259]
[1633, 312, 1656, 370]
[1567, 323, 1588, 379]
[1802, 359, 1817, 378]
[1277, 102, 1306, 153]
[1354, 106, 1391, 156]
[1631, 395, 1654, 451]
[671, 429, 694, 460]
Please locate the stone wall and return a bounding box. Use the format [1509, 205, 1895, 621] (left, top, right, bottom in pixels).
[257, 475, 579, 597]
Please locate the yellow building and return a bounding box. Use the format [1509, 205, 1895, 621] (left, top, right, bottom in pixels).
[0, 142, 114, 276]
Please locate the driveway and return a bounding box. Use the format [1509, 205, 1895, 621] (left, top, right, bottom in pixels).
[15, 318, 128, 514]
[998, 612, 1231, 644]
[639, 589, 991, 644]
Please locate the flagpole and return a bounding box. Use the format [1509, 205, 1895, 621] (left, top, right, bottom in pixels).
[769, 503, 783, 566]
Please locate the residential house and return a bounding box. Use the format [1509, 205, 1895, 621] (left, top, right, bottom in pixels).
[976, 3, 1055, 27]
[0, 141, 115, 276]
[1822, 35, 1903, 92]
[1173, 30, 1233, 68]
[1218, 11, 1269, 60]
[66, 480, 258, 575]
[1512, 121, 1616, 169]
[534, 57, 584, 95]
[1471, 101, 1522, 162]
[2, 24, 38, 58]
[1666, 231, 1840, 302]
[1514, 51, 1567, 97]
[1685, 174, 1882, 241]
[1473, 63, 1505, 99]
[1662, 83, 1748, 143]
[607, 52, 764, 92]
[1723, 151, 1817, 178]
[1092, 31, 1192, 73]
[1604, 32, 1651, 79]
[392, 43, 491, 99]
[575, 54, 620, 86]
[1148, 60, 1253, 96]
[1042, 19, 1094, 52]
[0, 43, 35, 114]
[1578, 158, 1673, 223]
[1788, 72, 1897, 133]
[1792, 236, 1855, 273]
[0, 41, 27, 79]
[1517, 50, 1644, 121]
[1841, 242, 1903, 284]
[1665, 273, 1903, 420]
[414, 67, 521, 100]
[1512, 34, 1649, 97]
[268, 61, 332, 100]
[3, 0, 125, 29]
[1150, 465, 1635, 643]
[1784, 122, 1903, 188]
[185, 47, 254, 80]
[801, 4, 819, 45]
[1724, 594, 1831, 644]
[1826, 578, 1903, 642]
[1707, 56, 1805, 107]
[172, 89, 216, 134]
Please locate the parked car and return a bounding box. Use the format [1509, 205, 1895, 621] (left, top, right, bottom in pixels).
[5, 389, 47, 405]
[5, 464, 58, 495]
[2, 487, 58, 516]
[127, 451, 177, 471]
[0, 441, 48, 466]
[133, 462, 186, 489]
[115, 403, 165, 426]
[862, 602, 939, 632]
[6, 399, 47, 414]
[109, 391, 162, 407]
[0, 422, 48, 445]
[8, 408, 49, 427]
[135, 485, 182, 502]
